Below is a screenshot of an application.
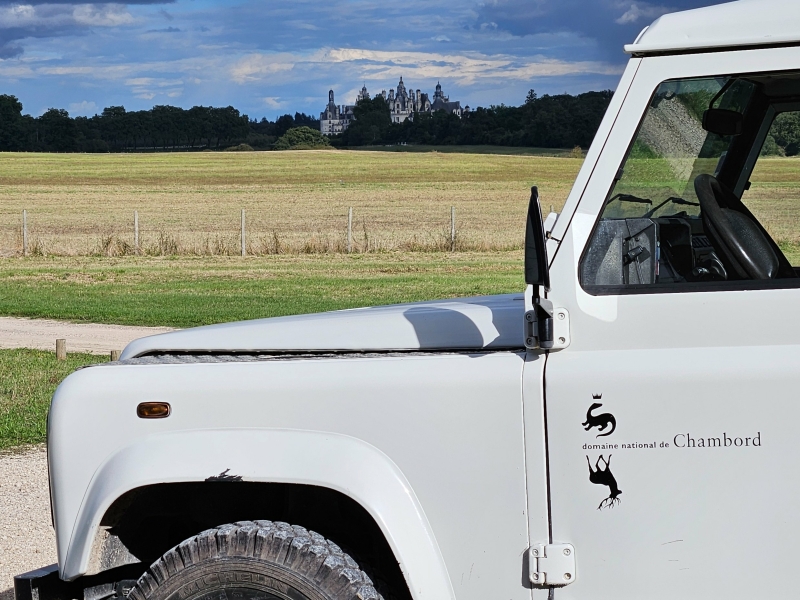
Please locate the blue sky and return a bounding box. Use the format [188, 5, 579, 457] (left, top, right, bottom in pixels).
[0, 0, 726, 120]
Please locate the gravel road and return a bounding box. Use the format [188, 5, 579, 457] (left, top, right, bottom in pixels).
[0, 317, 175, 355]
[0, 319, 177, 600]
[0, 446, 55, 600]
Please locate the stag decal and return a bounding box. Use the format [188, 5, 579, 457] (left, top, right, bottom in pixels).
[582, 395, 616, 437]
[587, 455, 622, 510]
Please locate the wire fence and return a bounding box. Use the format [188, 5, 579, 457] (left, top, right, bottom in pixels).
[3, 206, 524, 258]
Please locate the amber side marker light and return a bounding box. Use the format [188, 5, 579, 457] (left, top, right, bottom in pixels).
[137, 402, 171, 419]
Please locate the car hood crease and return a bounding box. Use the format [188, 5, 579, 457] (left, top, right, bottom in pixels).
[120, 293, 525, 358]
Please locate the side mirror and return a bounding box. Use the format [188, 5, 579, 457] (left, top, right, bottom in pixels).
[702, 109, 743, 136]
[525, 186, 550, 290]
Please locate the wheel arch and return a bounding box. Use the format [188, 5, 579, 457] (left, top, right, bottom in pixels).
[63, 429, 454, 600]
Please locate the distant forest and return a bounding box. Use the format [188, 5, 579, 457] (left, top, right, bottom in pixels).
[0, 89, 614, 152]
[338, 90, 614, 148]
[0, 95, 319, 152]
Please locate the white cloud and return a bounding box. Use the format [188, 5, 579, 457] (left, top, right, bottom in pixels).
[73, 5, 134, 27]
[125, 77, 184, 88]
[68, 99, 97, 114]
[0, 64, 34, 77]
[262, 97, 285, 109]
[1, 45, 620, 97]
[290, 21, 321, 31]
[320, 48, 621, 85]
[230, 54, 296, 83]
[0, 3, 134, 29]
[0, 4, 39, 27]
[615, 2, 673, 24]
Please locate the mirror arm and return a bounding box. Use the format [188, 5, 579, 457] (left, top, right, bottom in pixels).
[525, 186, 550, 291]
[524, 186, 554, 350]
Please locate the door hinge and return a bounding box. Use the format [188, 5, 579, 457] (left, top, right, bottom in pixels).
[524, 301, 570, 350]
[528, 543, 576, 587]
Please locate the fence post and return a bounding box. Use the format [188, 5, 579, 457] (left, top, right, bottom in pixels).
[134, 210, 139, 255]
[450, 206, 456, 252]
[56, 339, 66, 361]
[347, 207, 353, 253]
[110, 350, 121, 361]
[22, 209, 28, 256]
[241, 209, 246, 257]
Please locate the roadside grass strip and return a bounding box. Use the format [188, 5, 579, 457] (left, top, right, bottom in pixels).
[0, 349, 107, 450]
[0, 252, 523, 328]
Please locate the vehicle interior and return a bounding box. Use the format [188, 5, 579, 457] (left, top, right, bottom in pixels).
[581, 70, 800, 292]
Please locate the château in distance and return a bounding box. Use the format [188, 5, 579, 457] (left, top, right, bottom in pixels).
[320, 78, 469, 135]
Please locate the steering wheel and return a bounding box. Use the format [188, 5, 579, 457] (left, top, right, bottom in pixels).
[694, 173, 779, 280]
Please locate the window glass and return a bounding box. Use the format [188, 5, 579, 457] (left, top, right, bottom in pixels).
[602, 78, 751, 220]
[744, 110, 800, 266]
[578, 75, 794, 291]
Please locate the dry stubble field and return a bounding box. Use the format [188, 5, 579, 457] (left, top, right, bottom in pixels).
[0, 150, 581, 256]
[0, 150, 797, 257]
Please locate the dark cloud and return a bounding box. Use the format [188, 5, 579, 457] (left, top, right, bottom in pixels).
[147, 26, 180, 32]
[0, 42, 21, 58]
[0, 3, 143, 60]
[474, 0, 730, 60]
[0, 19, 88, 60]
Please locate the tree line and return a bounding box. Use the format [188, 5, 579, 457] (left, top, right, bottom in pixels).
[0, 94, 319, 152]
[0, 90, 614, 153]
[335, 90, 615, 148]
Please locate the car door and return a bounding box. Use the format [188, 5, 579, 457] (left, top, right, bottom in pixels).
[541, 47, 800, 599]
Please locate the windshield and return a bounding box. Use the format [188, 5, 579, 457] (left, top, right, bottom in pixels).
[603, 77, 756, 220]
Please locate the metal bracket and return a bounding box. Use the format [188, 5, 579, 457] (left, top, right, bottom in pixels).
[529, 543, 576, 587]
[524, 304, 570, 351]
[551, 307, 570, 350]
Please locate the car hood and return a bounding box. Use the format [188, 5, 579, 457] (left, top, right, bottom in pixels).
[120, 293, 525, 358]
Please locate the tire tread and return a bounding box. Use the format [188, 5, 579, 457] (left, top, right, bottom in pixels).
[130, 522, 385, 600]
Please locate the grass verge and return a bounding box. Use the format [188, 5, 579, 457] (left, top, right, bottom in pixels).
[0, 349, 107, 450]
[0, 252, 524, 328]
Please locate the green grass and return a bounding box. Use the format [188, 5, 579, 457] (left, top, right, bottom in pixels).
[0, 349, 107, 450]
[0, 252, 524, 328]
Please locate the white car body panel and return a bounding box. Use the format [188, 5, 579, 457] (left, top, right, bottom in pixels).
[544, 42, 800, 599]
[66, 429, 453, 598]
[624, 0, 800, 55]
[50, 352, 535, 600]
[120, 294, 525, 358]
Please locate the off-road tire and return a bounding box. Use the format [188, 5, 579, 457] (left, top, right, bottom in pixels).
[128, 521, 384, 600]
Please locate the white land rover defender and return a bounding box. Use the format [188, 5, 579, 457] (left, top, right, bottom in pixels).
[16, 1, 800, 599]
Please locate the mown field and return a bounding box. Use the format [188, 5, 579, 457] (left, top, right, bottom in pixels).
[0, 150, 581, 256]
[351, 145, 576, 156]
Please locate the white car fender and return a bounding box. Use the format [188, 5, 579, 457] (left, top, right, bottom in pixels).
[64, 428, 455, 600]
